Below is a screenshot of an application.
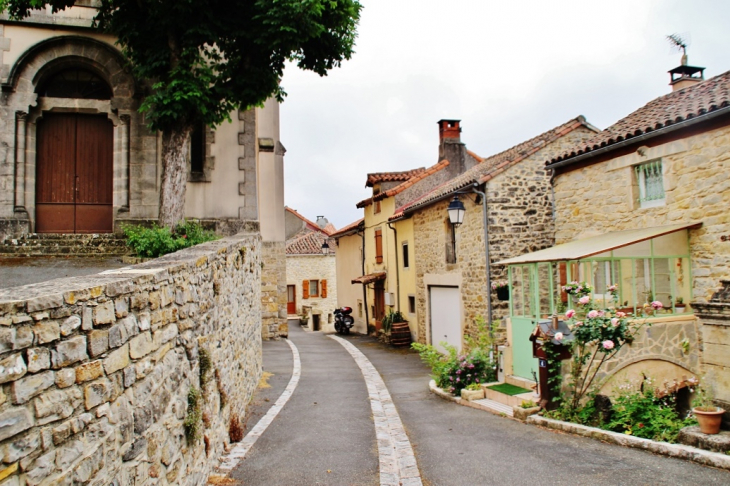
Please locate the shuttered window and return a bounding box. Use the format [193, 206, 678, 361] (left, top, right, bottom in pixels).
[302, 280, 309, 299]
[375, 229, 383, 264]
[321, 279, 328, 298]
[309, 280, 319, 297]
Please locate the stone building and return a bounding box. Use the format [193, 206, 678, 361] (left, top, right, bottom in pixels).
[0, 5, 287, 338]
[284, 209, 337, 331]
[500, 60, 730, 409]
[393, 118, 598, 356]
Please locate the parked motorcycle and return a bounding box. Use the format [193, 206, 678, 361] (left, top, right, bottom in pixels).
[334, 307, 354, 334]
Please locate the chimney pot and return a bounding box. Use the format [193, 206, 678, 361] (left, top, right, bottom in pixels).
[438, 119, 461, 142]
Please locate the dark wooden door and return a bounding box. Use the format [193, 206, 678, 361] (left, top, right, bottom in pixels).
[36, 113, 113, 233]
[287, 285, 296, 314]
[374, 281, 385, 331]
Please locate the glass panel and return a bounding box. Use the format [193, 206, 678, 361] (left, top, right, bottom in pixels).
[37, 68, 113, 100]
[652, 258, 672, 308]
[634, 259, 652, 307]
[653, 230, 689, 256]
[511, 266, 524, 317]
[672, 257, 691, 313]
[613, 239, 651, 258]
[538, 263, 552, 317]
[523, 266, 534, 318]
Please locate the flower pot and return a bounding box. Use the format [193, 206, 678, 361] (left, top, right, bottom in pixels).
[496, 287, 509, 301]
[675, 305, 686, 313]
[693, 407, 725, 434]
[460, 388, 485, 401]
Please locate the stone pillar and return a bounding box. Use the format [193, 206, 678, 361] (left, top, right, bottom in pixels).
[119, 114, 131, 210]
[692, 279, 730, 428]
[14, 111, 27, 213]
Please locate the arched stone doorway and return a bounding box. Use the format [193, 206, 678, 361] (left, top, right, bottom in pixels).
[35, 68, 114, 233]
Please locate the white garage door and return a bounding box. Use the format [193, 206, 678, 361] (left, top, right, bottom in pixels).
[429, 286, 461, 354]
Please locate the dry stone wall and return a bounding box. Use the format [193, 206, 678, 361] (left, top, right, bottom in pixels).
[261, 241, 287, 339]
[0, 233, 262, 485]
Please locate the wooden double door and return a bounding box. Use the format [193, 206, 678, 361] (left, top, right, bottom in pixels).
[36, 113, 114, 233]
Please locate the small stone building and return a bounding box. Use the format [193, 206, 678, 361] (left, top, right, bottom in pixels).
[0, 5, 287, 338]
[502, 61, 730, 408]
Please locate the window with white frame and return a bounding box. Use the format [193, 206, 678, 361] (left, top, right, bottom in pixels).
[635, 160, 665, 207]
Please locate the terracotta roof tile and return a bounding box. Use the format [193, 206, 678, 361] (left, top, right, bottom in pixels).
[374, 160, 450, 201]
[365, 168, 426, 187]
[400, 116, 596, 215]
[285, 207, 335, 235]
[286, 231, 332, 255]
[351, 272, 386, 284]
[549, 70, 730, 165]
[330, 218, 364, 238]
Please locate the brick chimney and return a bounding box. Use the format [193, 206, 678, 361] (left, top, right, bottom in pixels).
[668, 55, 705, 92]
[438, 119, 461, 142]
[437, 119, 475, 177]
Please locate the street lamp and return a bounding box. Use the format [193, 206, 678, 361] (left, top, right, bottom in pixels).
[321, 240, 330, 255]
[447, 195, 465, 262]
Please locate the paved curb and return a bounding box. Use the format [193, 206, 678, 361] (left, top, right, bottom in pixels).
[428, 380, 515, 418]
[528, 415, 730, 471]
[430, 380, 730, 471]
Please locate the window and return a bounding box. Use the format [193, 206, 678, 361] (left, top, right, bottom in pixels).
[635, 161, 665, 207]
[357, 300, 363, 317]
[190, 123, 206, 174]
[309, 280, 319, 298]
[375, 229, 383, 264]
[374, 200, 381, 214]
[408, 295, 416, 314]
[402, 242, 410, 269]
[37, 68, 112, 100]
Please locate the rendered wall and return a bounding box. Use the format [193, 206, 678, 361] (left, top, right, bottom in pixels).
[0, 234, 262, 485]
[334, 233, 367, 334]
[286, 254, 337, 331]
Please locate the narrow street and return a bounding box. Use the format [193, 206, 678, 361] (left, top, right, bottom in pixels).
[229, 324, 730, 485]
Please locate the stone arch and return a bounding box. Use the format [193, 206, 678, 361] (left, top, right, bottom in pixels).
[5, 36, 139, 228]
[597, 355, 699, 397]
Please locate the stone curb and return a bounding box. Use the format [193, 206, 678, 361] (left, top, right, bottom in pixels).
[527, 415, 730, 471]
[428, 380, 515, 418]
[430, 380, 730, 471]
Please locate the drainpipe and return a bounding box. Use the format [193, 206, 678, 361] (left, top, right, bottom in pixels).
[468, 183, 493, 330]
[360, 228, 370, 333]
[387, 222, 400, 312]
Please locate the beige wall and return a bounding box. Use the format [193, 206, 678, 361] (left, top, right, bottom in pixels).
[334, 233, 367, 334]
[287, 254, 337, 331]
[257, 99, 286, 243]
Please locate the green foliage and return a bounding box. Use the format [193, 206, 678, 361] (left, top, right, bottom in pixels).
[123, 220, 218, 258]
[691, 384, 716, 410]
[412, 316, 497, 397]
[520, 400, 538, 409]
[465, 383, 482, 391]
[603, 382, 696, 443]
[381, 309, 405, 333]
[184, 387, 202, 444]
[199, 347, 212, 389]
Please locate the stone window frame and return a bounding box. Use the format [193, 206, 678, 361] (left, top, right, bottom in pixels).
[187, 122, 215, 183]
[407, 295, 416, 315]
[634, 159, 665, 209]
[402, 240, 410, 269]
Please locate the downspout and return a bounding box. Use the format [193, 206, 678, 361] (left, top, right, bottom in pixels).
[387, 222, 400, 312]
[469, 182, 493, 330]
[360, 228, 370, 333]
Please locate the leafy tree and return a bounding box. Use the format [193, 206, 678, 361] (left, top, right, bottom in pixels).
[2, 0, 362, 228]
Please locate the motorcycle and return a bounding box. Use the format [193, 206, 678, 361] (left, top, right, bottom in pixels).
[334, 307, 354, 334]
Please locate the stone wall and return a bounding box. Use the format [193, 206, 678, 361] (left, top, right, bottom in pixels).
[261, 242, 287, 339]
[286, 254, 337, 330]
[0, 233, 262, 485]
[551, 122, 730, 402]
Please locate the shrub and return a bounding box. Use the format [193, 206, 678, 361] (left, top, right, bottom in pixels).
[123, 220, 218, 258]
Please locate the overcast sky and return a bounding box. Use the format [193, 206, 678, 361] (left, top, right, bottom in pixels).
[280, 0, 730, 230]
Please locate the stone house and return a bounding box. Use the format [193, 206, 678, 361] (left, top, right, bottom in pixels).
[347, 120, 483, 337]
[284, 209, 336, 331]
[391, 117, 599, 357]
[0, 5, 287, 338]
[500, 60, 730, 408]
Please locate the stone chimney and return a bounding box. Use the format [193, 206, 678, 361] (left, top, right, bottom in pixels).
[437, 119, 474, 177]
[668, 55, 705, 92]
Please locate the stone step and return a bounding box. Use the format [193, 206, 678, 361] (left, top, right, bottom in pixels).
[472, 397, 514, 417]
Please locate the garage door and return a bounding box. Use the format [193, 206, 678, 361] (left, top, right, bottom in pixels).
[429, 286, 461, 354]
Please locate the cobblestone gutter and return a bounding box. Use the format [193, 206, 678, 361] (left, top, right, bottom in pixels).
[0, 233, 263, 485]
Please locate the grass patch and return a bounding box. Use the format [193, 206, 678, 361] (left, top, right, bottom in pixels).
[487, 383, 532, 396]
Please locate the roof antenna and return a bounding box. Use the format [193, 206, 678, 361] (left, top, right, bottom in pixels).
[667, 33, 689, 65]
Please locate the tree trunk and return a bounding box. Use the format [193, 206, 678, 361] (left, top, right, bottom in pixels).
[158, 126, 192, 229]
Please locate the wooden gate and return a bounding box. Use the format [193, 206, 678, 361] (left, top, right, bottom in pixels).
[36, 113, 113, 233]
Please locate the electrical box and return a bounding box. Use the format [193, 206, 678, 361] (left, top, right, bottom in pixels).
[384, 292, 395, 306]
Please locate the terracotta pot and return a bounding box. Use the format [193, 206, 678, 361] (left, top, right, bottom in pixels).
[693, 407, 725, 434]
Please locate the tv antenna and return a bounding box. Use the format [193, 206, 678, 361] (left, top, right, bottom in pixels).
[667, 33, 690, 65]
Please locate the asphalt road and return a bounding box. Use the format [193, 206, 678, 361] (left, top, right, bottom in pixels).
[230, 324, 730, 485]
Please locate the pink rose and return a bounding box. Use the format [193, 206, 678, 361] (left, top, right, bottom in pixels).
[574, 321, 583, 327]
[617, 312, 626, 318]
[611, 318, 620, 327]
[602, 340, 615, 350]
[651, 301, 663, 310]
[579, 296, 591, 305]
[555, 332, 564, 341]
[565, 309, 576, 319]
[587, 310, 599, 319]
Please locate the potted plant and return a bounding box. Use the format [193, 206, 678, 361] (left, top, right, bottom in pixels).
[381, 309, 405, 334]
[692, 385, 725, 435]
[460, 383, 485, 401]
[674, 297, 686, 313]
[492, 280, 509, 301]
[299, 313, 308, 326]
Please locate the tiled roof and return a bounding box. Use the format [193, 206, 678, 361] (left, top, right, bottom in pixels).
[399, 116, 596, 216]
[285, 207, 334, 235]
[351, 272, 386, 284]
[286, 231, 331, 255]
[330, 218, 364, 238]
[365, 168, 426, 187]
[373, 160, 450, 202]
[549, 70, 730, 166]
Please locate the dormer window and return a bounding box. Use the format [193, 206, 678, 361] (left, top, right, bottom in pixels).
[635, 160, 665, 208]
